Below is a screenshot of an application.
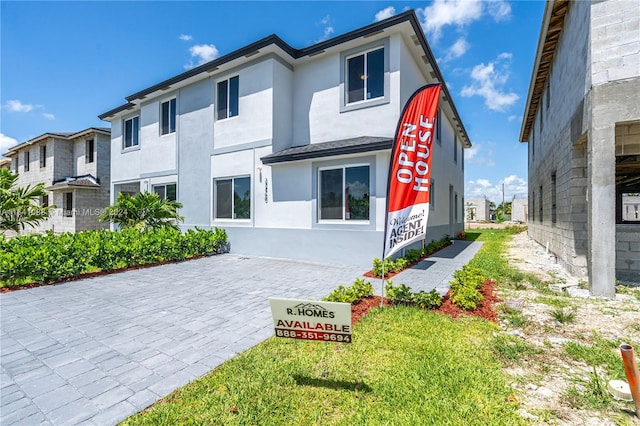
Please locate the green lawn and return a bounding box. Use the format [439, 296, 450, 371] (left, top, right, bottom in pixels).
[123, 306, 525, 425]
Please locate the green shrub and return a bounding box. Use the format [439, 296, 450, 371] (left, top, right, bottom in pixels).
[450, 285, 483, 311]
[323, 278, 374, 304]
[0, 227, 228, 286]
[449, 264, 487, 310]
[412, 290, 443, 309]
[385, 281, 413, 305]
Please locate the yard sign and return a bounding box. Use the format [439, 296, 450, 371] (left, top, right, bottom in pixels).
[383, 83, 442, 260]
[268, 298, 352, 343]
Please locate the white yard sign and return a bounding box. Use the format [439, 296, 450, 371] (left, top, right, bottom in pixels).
[268, 298, 352, 343]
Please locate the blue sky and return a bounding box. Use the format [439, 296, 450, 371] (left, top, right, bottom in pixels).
[1, 0, 544, 203]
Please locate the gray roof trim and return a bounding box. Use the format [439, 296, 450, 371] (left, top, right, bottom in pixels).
[261, 137, 392, 164]
[4, 127, 111, 157]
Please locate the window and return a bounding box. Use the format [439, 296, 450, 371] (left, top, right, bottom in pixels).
[551, 172, 557, 224]
[12, 158, 17, 172]
[161, 98, 176, 135]
[453, 135, 458, 163]
[531, 130, 535, 159]
[454, 192, 459, 222]
[41, 194, 49, 208]
[214, 176, 250, 219]
[436, 109, 441, 144]
[531, 191, 535, 221]
[546, 82, 550, 110]
[24, 151, 30, 172]
[319, 165, 370, 221]
[539, 185, 543, 223]
[346, 47, 384, 104]
[64, 192, 73, 217]
[217, 76, 239, 120]
[153, 183, 177, 202]
[40, 145, 46, 168]
[430, 180, 435, 210]
[123, 116, 140, 149]
[86, 139, 94, 163]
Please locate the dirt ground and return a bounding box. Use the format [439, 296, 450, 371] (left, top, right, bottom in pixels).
[501, 230, 640, 425]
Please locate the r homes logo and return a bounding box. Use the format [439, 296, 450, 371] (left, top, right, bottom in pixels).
[286, 303, 335, 319]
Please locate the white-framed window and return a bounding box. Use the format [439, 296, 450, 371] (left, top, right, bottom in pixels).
[346, 47, 384, 104]
[319, 165, 370, 221]
[40, 145, 46, 168]
[153, 183, 177, 202]
[161, 98, 176, 135]
[214, 176, 250, 220]
[123, 116, 140, 149]
[86, 139, 94, 163]
[217, 76, 239, 120]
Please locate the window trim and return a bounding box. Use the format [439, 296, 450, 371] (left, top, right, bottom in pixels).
[317, 163, 371, 224]
[216, 75, 239, 121]
[152, 183, 177, 202]
[160, 97, 177, 135]
[123, 115, 140, 151]
[212, 175, 251, 221]
[345, 46, 385, 106]
[340, 39, 390, 113]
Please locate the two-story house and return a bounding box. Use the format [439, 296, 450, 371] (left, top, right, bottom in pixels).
[519, 0, 640, 295]
[99, 11, 471, 266]
[3, 128, 111, 234]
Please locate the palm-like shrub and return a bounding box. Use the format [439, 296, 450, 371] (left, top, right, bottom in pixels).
[0, 169, 53, 232]
[99, 191, 184, 231]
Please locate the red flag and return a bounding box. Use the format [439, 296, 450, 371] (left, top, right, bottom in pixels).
[383, 84, 442, 259]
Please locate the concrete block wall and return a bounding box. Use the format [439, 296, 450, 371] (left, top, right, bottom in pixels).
[616, 225, 640, 284]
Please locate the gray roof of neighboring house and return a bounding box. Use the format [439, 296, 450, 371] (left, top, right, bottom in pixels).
[3, 127, 111, 157]
[261, 136, 392, 164]
[98, 10, 471, 148]
[47, 174, 101, 190]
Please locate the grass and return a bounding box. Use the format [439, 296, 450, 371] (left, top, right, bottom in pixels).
[564, 334, 629, 381]
[501, 307, 528, 328]
[534, 295, 573, 309]
[549, 307, 576, 324]
[123, 307, 526, 426]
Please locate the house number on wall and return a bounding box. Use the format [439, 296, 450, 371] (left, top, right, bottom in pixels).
[265, 178, 268, 203]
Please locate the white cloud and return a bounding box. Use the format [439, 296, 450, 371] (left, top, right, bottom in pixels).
[179, 34, 193, 41]
[185, 44, 219, 69]
[460, 52, 519, 111]
[465, 143, 496, 167]
[465, 175, 528, 204]
[374, 6, 396, 22]
[316, 15, 334, 42]
[4, 99, 34, 113]
[508, 115, 519, 122]
[0, 133, 19, 156]
[442, 37, 469, 62]
[42, 113, 55, 120]
[418, 0, 512, 42]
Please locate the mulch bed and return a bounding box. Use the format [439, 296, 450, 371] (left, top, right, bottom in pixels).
[351, 279, 500, 325]
[362, 241, 453, 280]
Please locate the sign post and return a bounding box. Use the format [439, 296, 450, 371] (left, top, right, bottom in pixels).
[268, 298, 352, 344]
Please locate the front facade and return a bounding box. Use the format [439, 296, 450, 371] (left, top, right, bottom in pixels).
[100, 11, 470, 266]
[511, 197, 528, 223]
[520, 0, 640, 294]
[465, 199, 491, 222]
[3, 128, 111, 234]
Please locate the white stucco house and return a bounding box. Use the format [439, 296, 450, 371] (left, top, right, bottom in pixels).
[99, 11, 471, 266]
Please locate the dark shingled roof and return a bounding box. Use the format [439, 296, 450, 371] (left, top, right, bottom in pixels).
[47, 174, 100, 190]
[261, 136, 392, 164]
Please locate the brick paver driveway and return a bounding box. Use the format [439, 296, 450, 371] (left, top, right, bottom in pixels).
[0, 254, 364, 425]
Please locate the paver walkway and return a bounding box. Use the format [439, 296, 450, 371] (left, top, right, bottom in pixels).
[1, 241, 481, 425]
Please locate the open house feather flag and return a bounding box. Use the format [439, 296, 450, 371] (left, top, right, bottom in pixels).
[383, 83, 442, 259]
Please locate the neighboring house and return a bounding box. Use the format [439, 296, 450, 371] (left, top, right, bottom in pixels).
[465, 199, 490, 222]
[511, 197, 528, 223]
[99, 11, 470, 266]
[519, 0, 640, 294]
[3, 128, 111, 234]
[0, 158, 11, 169]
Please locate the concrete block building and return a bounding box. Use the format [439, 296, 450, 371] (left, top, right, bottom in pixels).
[100, 11, 471, 266]
[511, 197, 528, 223]
[464, 199, 491, 222]
[3, 128, 111, 234]
[520, 0, 640, 294]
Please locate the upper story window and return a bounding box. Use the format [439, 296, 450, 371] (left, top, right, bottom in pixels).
[40, 145, 46, 168]
[24, 151, 30, 172]
[453, 135, 458, 163]
[12, 158, 18, 172]
[217, 76, 239, 120]
[319, 165, 370, 221]
[161, 98, 176, 135]
[436, 109, 442, 145]
[346, 47, 384, 104]
[214, 176, 250, 220]
[123, 116, 140, 149]
[86, 139, 95, 163]
[153, 183, 177, 202]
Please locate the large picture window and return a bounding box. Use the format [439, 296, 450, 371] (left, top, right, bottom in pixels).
[214, 176, 250, 220]
[161, 98, 176, 135]
[217, 76, 239, 120]
[319, 165, 370, 221]
[346, 47, 384, 104]
[123, 116, 139, 149]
